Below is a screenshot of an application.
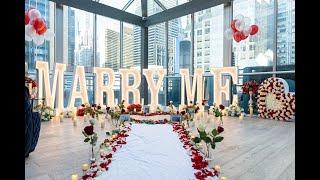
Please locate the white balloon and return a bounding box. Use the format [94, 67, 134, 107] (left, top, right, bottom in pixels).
[25, 34, 32, 41]
[33, 34, 45, 46]
[243, 25, 252, 36]
[25, 24, 36, 38]
[44, 29, 55, 40]
[243, 17, 251, 27]
[235, 14, 244, 22]
[224, 28, 234, 40]
[235, 20, 245, 31]
[28, 9, 41, 21]
[25, 25, 33, 41]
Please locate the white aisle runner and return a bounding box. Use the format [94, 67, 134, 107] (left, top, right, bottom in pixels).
[96, 124, 195, 180]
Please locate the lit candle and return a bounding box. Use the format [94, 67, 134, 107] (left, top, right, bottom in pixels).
[60, 113, 64, 122]
[71, 174, 78, 180]
[81, 164, 90, 171]
[220, 177, 227, 180]
[214, 165, 221, 173]
[101, 121, 105, 129]
[72, 117, 77, 126]
[112, 134, 117, 139]
[99, 149, 105, 155]
[239, 113, 244, 120]
[191, 135, 195, 139]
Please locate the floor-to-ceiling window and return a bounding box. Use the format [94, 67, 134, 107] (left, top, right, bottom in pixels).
[25, 0, 54, 74]
[25, 0, 295, 107]
[63, 7, 95, 106]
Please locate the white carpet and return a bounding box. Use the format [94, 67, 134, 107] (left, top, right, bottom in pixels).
[96, 124, 195, 180]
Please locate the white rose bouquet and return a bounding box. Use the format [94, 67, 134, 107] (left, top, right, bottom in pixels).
[34, 104, 55, 121]
[63, 109, 75, 118]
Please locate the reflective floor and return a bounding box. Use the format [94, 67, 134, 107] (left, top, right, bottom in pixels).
[25, 116, 295, 180]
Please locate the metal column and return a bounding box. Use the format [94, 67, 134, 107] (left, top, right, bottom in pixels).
[141, 0, 148, 105]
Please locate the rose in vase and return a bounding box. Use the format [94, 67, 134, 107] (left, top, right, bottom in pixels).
[82, 120, 98, 161]
[192, 126, 224, 158]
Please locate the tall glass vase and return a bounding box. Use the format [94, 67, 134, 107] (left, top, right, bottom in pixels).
[249, 91, 254, 117]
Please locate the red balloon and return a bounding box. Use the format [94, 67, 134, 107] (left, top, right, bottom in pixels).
[233, 31, 242, 42]
[250, 25, 259, 35]
[25, 11, 30, 25]
[240, 32, 248, 40]
[32, 18, 47, 35]
[231, 20, 238, 33]
[37, 25, 47, 35]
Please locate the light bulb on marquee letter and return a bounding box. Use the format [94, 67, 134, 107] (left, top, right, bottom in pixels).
[143, 68, 166, 111]
[119, 68, 141, 106]
[68, 66, 89, 108]
[93, 67, 115, 107]
[210, 67, 238, 105]
[35, 61, 66, 114]
[180, 68, 204, 106]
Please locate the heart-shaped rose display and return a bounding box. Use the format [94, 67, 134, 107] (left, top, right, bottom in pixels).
[257, 77, 295, 121]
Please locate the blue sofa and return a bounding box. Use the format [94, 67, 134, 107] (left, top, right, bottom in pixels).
[25, 86, 41, 157]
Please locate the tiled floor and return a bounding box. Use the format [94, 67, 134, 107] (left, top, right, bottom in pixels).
[25, 116, 295, 180]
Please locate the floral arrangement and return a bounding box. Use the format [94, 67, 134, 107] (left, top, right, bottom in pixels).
[144, 112, 171, 116]
[156, 105, 162, 113]
[34, 104, 55, 121]
[242, 80, 259, 94]
[172, 123, 220, 179]
[192, 125, 224, 158]
[186, 101, 199, 114]
[82, 119, 98, 162]
[108, 108, 120, 120]
[84, 103, 104, 118]
[118, 100, 125, 111]
[83, 124, 131, 179]
[131, 118, 169, 124]
[180, 110, 193, 128]
[76, 104, 86, 116]
[63, 109, 75, 118]
[211, 104, 225, 125]
[167, 101, 177, 114]
[25, 76, 37, 98]
[127, 104, 142, 112]
[107, 103, 125, 127]
[257, 77, 295, 121]
[227, 104, 243, 117]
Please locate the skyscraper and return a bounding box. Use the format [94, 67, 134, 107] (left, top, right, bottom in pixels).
[183, 6, 224, 71]
[179, 40, 191, 71]
[133, 26, 141, 67]
[78, 47, 94, 67]
[67, 7, 75, 72]
[277, 0, 295, 66]
[104, 29, 120, 71]
[123, 27, 134, 68]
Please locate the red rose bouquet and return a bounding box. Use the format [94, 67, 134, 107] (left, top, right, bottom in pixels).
[242, 80, 259, 94]
[25, 76, 38, 98]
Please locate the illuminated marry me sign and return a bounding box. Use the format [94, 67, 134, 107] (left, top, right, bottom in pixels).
[35, 61, 238, 114]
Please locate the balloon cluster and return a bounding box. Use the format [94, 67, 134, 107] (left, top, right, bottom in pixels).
[25, 7, 54, 45]
[225, 14, 259, 42]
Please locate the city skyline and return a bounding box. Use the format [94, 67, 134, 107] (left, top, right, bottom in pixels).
[25, 0, 295, 106]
